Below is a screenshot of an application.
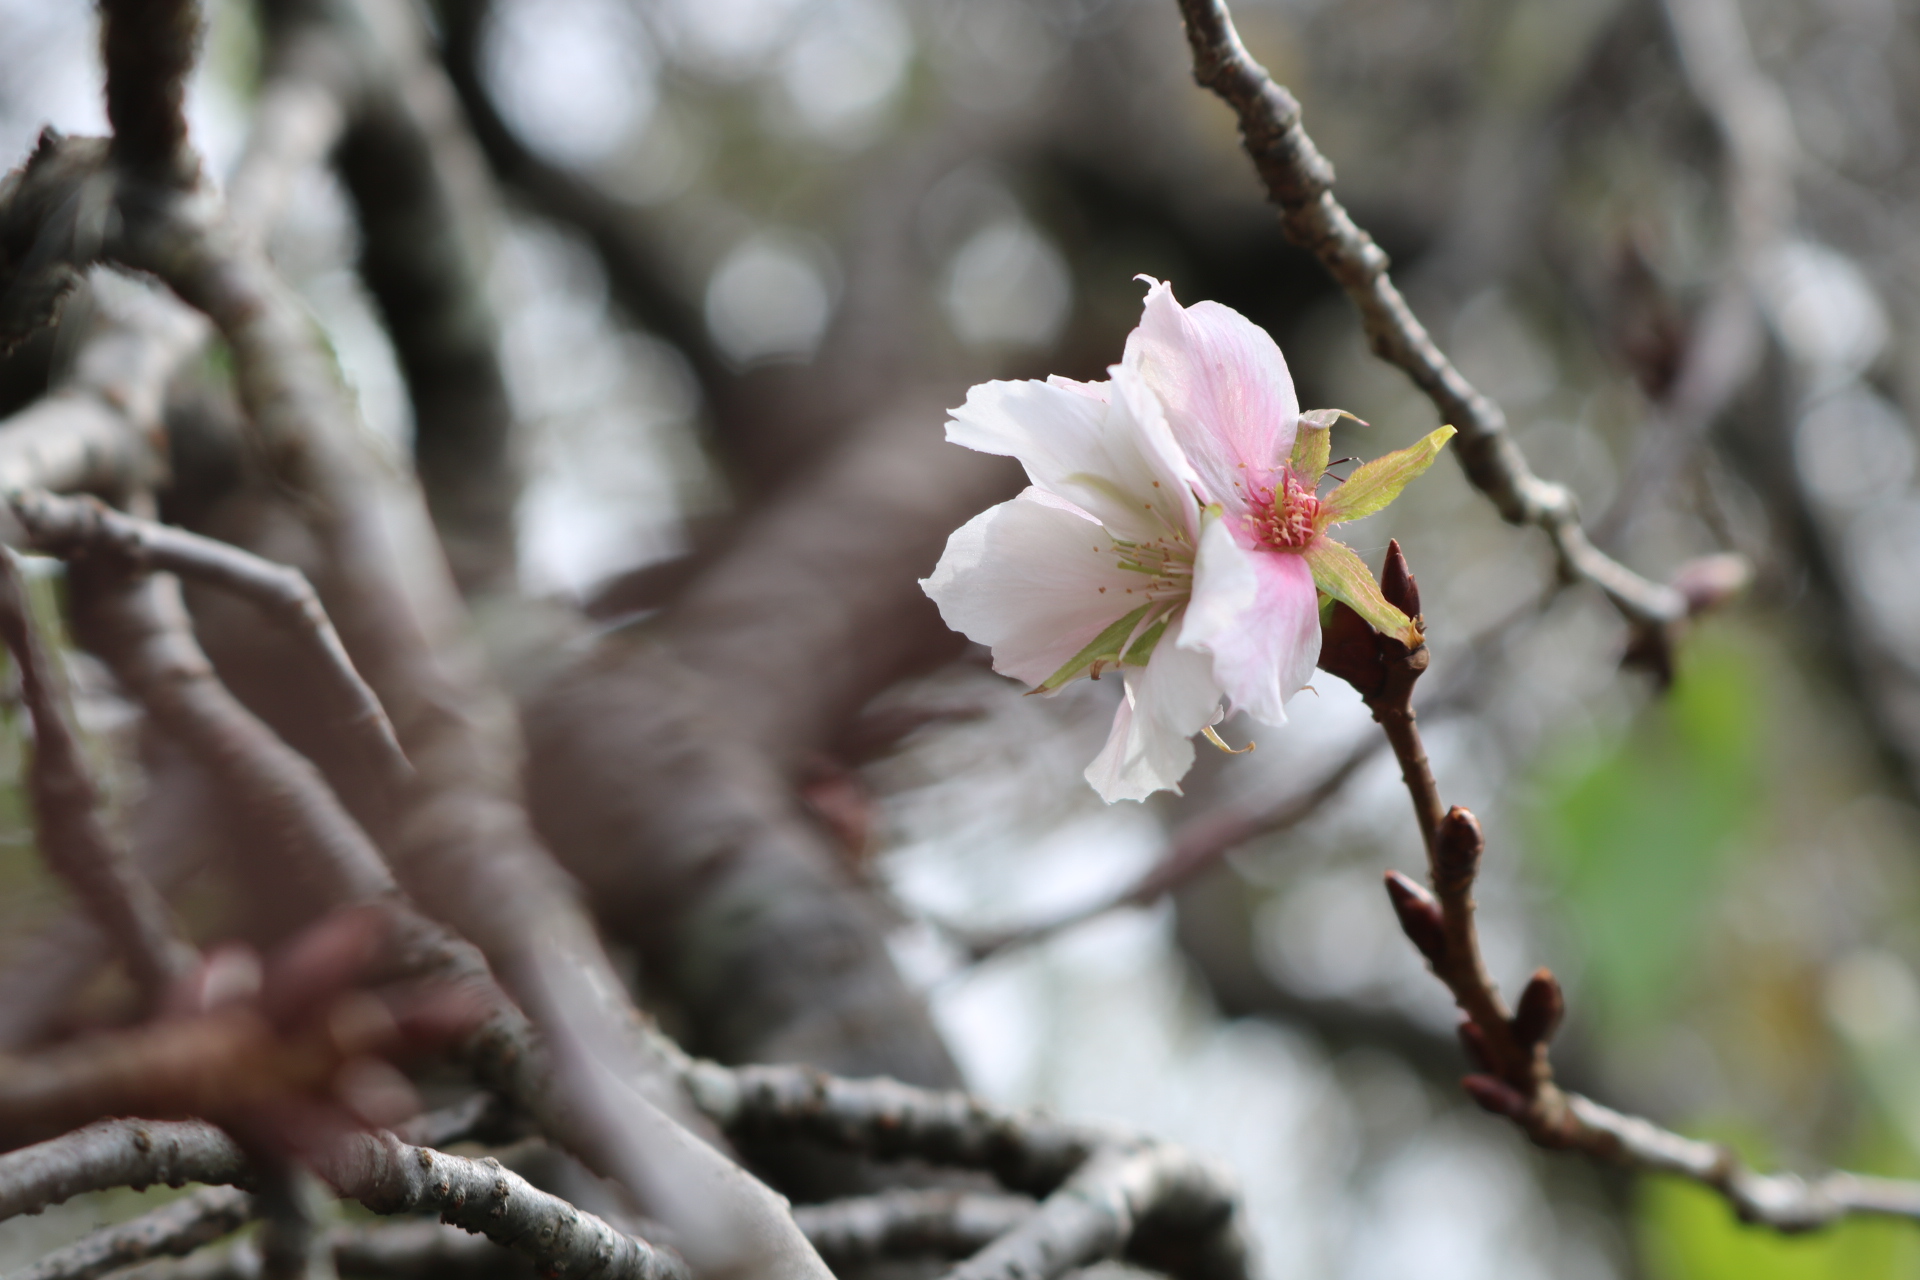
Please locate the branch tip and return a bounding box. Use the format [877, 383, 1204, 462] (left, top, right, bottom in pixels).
[1433, 806, 1484, 893]
[1379, 539, 1420, 619]
[1510, 969, 1565, 1049]
[1383, 871, 1446, 966]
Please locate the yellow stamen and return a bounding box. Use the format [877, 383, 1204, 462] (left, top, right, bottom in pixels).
[1202, 725, 1255, 755]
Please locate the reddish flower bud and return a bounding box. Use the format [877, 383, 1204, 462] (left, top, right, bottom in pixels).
[1317, 598, 1388, 696]
[1434, 806, 1484, 893]
[1384, 870, 1447, 965]
[1511, 968, 1565, 1048]
[1461, 1073, 1530, 1119]
[1380, 539, 1421, 620]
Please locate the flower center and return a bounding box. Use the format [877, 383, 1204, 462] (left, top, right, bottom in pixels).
[1251, 471, 1321, 551]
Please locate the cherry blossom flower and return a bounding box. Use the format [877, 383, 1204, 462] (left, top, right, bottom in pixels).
[922, 279, 1452, 801]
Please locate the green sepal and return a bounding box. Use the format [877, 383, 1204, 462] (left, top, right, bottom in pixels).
[1304, 538, 1417, 645]
[1033, 602, 1154, 693]
[1290, 409, 1362, 489]
[1122, 614, 1169, 667]
[1320, 425, 1455, 526]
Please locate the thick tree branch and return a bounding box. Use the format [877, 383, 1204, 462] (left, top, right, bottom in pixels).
[0, 1120, 245, 1221]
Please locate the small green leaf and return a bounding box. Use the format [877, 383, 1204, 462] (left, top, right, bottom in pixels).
[1290, 409, 1361, 488]
[1033, 602, 1155, 693]
[1320, 425, 1455, 525]
[1304, 538, 1417, 644]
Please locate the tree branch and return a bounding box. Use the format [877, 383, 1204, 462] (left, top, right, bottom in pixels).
[789, 1191, 1036, 1268]
[1328, 552, 1920, 1233]
[1592, 0, 1796, 544]
[98, 0, 202, 180]
[1172, 0, 1689, 633]
[0, 546, 196, 1006]
[948, 1143, 1246, 1280]
[65, 562, 402, 913]
[15, 490, 411, 793]
[947, 735, 1382, 963]
[13, 1185, 256, 1280]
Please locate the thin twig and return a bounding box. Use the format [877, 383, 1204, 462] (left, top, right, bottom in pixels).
[1331, 557, 1920, 1232]
[790, 1191, 1035, 1268]
[0, 548, 196, 1006]
[1172, 0, 1687, 633]
[0, 1124, 689, 1280]
[116, 1221, 524, 1280]
[65, 562, 401, 911]
[945, 1143, 1246, 1280]
[12, 1185, 254, 1280]
[1592, 0, 1796, 543]
[949, 737, 1383, 963]
[15, 490, 412, 792]
[693, 1064, 1101, 1195]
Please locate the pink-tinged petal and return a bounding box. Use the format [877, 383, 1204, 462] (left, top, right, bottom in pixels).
[1046, 374, 1110, 403]
[1124, 279, 1299, 519]
[921, 488, 1148, 688]
[1083, 617, 1223, 802]
[946, 377, 1198, 547]
[1180, 518, 1319, 726]
[1105, 363, 1205, 546]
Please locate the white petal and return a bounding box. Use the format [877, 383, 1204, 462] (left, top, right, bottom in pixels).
[1180, 519, 1320, 726]
[1083, 614, 1223, 802]
[1124, 279, 1299, 519]
[1046, 374, 1110, 403]
[921, 488, 1146, 688]
[946, 377, 1199, 548]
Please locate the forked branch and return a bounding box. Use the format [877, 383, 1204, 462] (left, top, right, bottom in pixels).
[0, 549, 196, 1007]
[1323, 546, 1920, 1232]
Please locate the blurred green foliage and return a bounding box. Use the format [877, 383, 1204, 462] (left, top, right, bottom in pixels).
[1640, 1160, 1920, 1279]
[1529, 627, 1766, 1033]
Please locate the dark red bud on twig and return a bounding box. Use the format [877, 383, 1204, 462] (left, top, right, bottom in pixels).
[1380, 539, 1421, 620]
[1456, 1020, 1493, 1072]
[1461, 1073, 1530, 1119]
[1384, 871, 1446, 966]
[1434, 806, 1484, 892]
[1316, 598, 1387, 696]
[1510, 968, 1565, 1048]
